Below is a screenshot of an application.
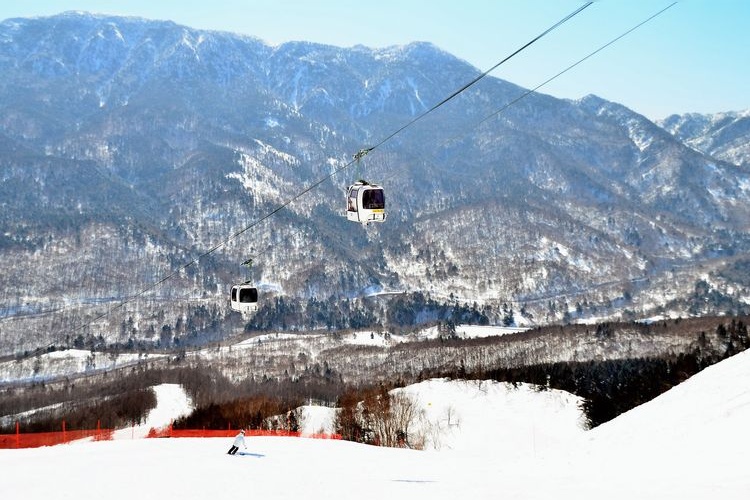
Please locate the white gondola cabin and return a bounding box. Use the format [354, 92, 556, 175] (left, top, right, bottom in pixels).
[346, 180, 386, 224]
[230, 282, 258, 314]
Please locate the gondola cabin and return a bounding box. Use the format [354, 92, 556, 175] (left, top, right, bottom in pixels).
[230, 282, 258, 314]
[346, 181, 386, 224]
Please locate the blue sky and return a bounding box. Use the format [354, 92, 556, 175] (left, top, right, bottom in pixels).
[1, 1, 747, 120]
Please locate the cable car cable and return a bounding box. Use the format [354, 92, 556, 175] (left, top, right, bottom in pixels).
[471, 2, 678, 134]
[363, 2, 593, 155]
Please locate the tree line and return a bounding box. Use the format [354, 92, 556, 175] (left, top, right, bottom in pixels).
[0, 368, 161, 433]
[247, 291, 492, 332]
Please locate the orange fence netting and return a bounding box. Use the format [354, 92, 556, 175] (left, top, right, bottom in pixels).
[1, 425, 341, 449]
[147, 426, 341, 440]
[0, 428, 115, 449]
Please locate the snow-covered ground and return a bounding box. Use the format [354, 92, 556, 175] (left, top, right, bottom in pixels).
[2, 350, 749, 499]
[454, 324, 527, 338]
[0, 348, 163, 384]
[0, 324, 529, 385]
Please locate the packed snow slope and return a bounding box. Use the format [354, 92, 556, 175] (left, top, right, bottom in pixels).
[1, 350, 749, 500]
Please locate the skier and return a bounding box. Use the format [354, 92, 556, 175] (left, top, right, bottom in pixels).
[227, 429, 247, 455]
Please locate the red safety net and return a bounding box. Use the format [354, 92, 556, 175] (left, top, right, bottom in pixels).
[147, 426, 341, 440]
[0, 424, 339, 449]
[0, 428, 114, 449]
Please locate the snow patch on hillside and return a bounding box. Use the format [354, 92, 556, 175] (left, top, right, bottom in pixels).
[113, 383, 193, 440]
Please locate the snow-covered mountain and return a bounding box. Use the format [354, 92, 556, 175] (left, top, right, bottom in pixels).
[658, 109, 750, 167]
[1, 350, 748, 499]
[1, 12, 749, 355]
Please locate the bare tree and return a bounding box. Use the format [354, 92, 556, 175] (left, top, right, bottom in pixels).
[362, 387, 423, 448]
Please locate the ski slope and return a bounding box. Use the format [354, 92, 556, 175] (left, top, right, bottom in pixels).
[1, 350, 749, 499]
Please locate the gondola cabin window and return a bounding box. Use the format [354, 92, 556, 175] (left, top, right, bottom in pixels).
[348, 188, 358, 212]
[239, 287, 258, 304]
[362, 187, 384, 210]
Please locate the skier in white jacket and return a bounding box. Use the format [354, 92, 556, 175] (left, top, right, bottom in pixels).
[227, 429, 247, 455]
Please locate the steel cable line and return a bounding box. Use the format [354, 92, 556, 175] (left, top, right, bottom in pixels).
[470, 2, 679, 134]
[365, 1, 593, 153]
[59, 2, 594, 342]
